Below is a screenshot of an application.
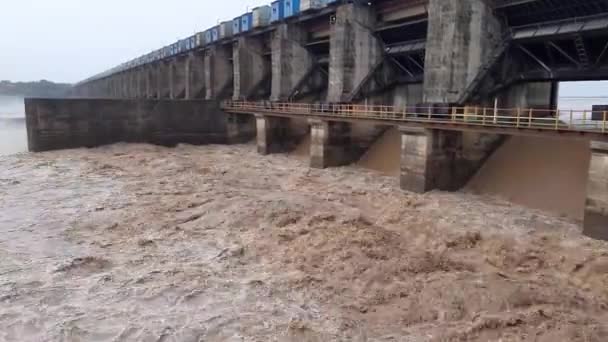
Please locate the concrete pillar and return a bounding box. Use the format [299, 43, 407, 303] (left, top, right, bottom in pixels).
[399, 127, 504, 193]
[204, 45, 233, 100]
[393, 84, 424, 111]
[120, 73, 127, 98]
[271, 23, 314, 101]
[233, 36, 269, 100]
[584, 141, 608, 240]
[137, 68, 145, 98]
[400, 127, 457, 193]
[327, 3, 384, 103]
[309, 119, 357, 168]
[169, 57, 186, 99]
[255, 115, 292, 155]
[157, 61, 170, 99]
[121, 73, 129, 98]
[169, 61, 175, 99]
[99, 79, 107, 97]
[423, 0, 502, 104]
[185, 52, 205, 99]
[130, 70, 138, 98]
[501, 82, 558, 110]
[144, 66, 153, 98]
[113, 77, 120, 98]
[226, 113, 256, 144]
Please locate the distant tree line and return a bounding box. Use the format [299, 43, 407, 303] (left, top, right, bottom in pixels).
[0, 80, 72, 98]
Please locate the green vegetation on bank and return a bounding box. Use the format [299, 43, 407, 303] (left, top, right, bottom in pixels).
[0, 80, 72, 98]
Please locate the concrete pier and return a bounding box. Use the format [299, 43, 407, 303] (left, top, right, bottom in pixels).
[400, 127, 455, 193]
[157, 61, 170, 99]
[399, 127, 504, 193]
[204, 45, 233, 100]
[233, 36, 270, 100]
[226, 113, 256, 144]
[169, 57, 187, 99]
[145, 66, 156, 99]
[501, 82, 558, 109]
[271, 23, 314, 101]
[327, 3, 384, 103]
[309, 119, 357, 168]
[185, 52, 205, 99]
[255, 115, 293, 155]
[424, 0, 501, 104]
[584, 141, 608, 240]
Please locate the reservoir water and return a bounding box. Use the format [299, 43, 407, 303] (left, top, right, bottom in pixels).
[0, 95, 27, 156]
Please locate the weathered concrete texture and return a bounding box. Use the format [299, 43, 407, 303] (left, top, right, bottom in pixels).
[400, 127, 504, 193]
[328, 3, 384, 103]
[310, 119, 357, 168]
[121, 73, 129, 98]
[130, 70, 139, 98]
[255, 115, 293, 155]
[501, 82, 557, 110]
[424, 0, 502, 103]
[233, 36, 270, 100]
[157, 61, 171, 99]
[226, 113, 256, 144]
[145, 66, 156, 99]
[24, 98, 230, 152]
[393, 84, 424, 111]
[110, 78, 119, 98]
[204, 45, 233, 100]
[185, 52, 205, 99]
[270, 23, 314, 101]
[584, 141, 608, 240]
[136, 68, 146, 98]
[169, 57, 187, 99]
[98, 79, 110, 98]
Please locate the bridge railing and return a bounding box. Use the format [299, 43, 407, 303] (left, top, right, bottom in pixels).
[222, 101, 608, 134]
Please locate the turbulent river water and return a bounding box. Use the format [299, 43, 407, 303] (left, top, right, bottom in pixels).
[1, 142, 608, 341]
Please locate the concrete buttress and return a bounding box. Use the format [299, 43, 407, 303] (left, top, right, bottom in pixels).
[424, 0, 502, 104]
[185, 52, 205, 99]
[233, 36, 270, 100]
[204, 45, 233, 100]
[584, 141, 608, 241]
[327, 3, 384, 103]
[271, 23, 314, 101]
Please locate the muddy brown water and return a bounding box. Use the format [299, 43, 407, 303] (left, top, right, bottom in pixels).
[357, 128, 401, 177]
[467, 135, 591, 220]
[1, 143, 608, 341]
[357, 130, 591, 221]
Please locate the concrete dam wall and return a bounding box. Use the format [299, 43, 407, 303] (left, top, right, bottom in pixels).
[24, 99, 252, 152]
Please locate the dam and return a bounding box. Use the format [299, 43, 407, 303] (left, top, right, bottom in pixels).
[6, 1, 608, 340]
[28, 0, 608, 240]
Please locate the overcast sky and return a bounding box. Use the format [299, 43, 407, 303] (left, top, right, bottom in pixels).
[0, 0, 268, 83]
[2, 0, 608, 103]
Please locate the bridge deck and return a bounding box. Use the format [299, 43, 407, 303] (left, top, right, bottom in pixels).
[222, 101, 608, 140]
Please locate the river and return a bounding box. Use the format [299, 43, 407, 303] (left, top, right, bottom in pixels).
[0, 95, 27, 156]
[1, 142, 607, 341]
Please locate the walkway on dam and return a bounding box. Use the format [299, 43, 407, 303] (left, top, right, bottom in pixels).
[223, 101, 608, 140]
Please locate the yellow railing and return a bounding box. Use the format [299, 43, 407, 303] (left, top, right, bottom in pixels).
[222, 101, 608, 134]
